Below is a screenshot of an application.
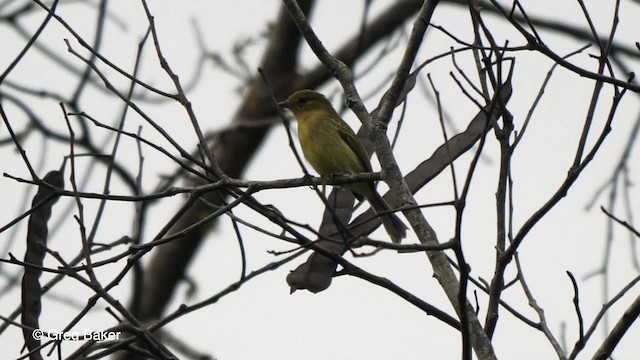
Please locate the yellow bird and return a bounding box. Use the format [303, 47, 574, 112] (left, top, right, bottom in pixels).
[279, 89, 407, 243]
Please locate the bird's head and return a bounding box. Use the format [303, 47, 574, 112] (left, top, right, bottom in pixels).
[278, 89, 335, 118]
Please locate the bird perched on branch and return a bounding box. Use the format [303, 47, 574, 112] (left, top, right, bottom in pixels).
[278, 89, 407, 243]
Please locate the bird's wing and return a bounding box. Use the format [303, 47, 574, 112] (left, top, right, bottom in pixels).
[336, 123, 373, 173]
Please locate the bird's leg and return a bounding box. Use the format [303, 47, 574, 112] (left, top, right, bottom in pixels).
[320, 175, 328, 198]
[326, 173, 344, 190]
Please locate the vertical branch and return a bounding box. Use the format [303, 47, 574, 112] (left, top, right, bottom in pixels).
[428, 73, 472, 359]
[140, 0, 222, 178]
[515, 255, 567, 359]
[567, 271, 585, 351]
[484, 84, 514, 339]
[60, 103, 97, 284]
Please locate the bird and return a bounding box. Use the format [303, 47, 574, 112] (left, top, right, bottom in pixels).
[278, 89, 407, 243]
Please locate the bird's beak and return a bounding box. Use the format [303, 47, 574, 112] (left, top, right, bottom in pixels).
[277, 99, 289, 108]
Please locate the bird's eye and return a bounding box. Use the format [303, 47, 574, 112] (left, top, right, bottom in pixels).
[297, 96, 307, 104]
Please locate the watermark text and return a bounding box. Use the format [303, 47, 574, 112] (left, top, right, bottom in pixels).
[31, 329, 121, 342]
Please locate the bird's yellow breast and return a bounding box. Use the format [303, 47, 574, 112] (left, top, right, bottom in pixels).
[296, 112, 365, 177]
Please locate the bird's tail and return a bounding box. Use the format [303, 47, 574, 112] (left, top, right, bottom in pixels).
[366, 191, 407, 244]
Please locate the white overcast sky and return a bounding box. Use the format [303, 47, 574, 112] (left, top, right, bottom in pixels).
[1, 1, 639, 359]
